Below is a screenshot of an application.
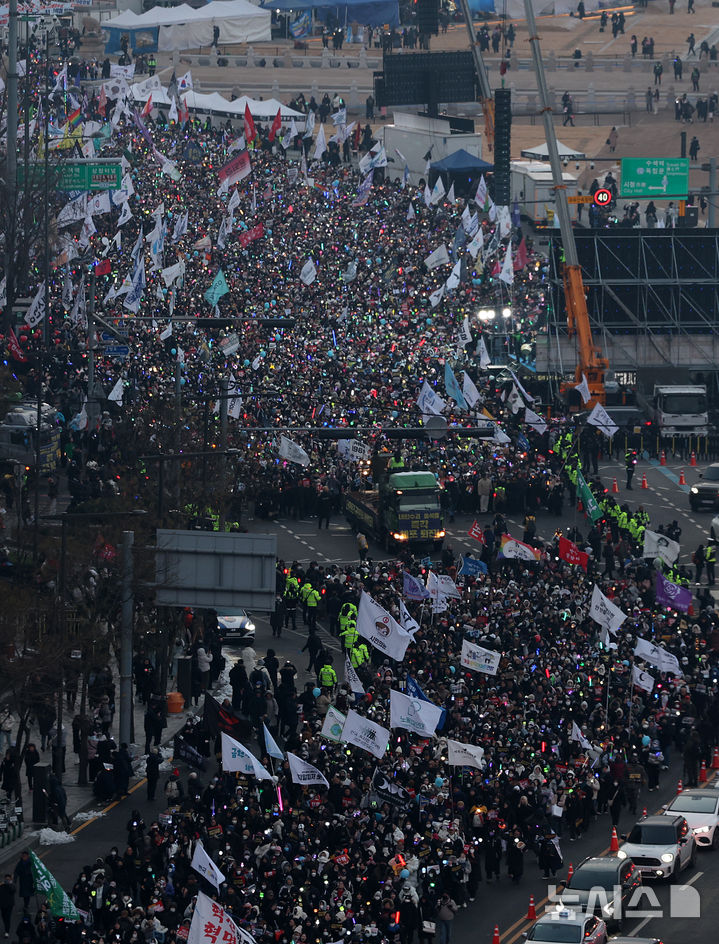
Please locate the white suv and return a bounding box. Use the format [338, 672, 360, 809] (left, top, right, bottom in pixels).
[617, 814, 696, 881]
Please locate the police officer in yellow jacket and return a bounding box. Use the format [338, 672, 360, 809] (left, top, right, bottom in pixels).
[340, 619, 359, 650]
[318, 659, 337, 690]
[306, 584, 321, 632]
[705, 543, 716, 586]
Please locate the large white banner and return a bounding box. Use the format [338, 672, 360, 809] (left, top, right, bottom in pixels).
[287, 752, 329, 788]
[632, 664, 655, 694]
[643, 529, 680, 565]
[189, 892, 256, 944]
[389, 689, 443, 737]
[342, 709, 389, 760]
[321, 706, 347, 742]
[460, 639, 500, 676]
[587, 402, 619, 439]
[426, 571, 461, 600]
[190, 840, 226, 890]
[221, 732, 273, 779]
[589, 585, 626, 635]
[356, 591, 412, 662]
[278, 436, 310, 467]
[447, 739, 485, 770]
[634, 638, 683, 677]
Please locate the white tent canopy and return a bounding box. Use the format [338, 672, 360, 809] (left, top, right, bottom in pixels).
[104, 0, 271, 50]
[520, 140, 586, 160]
[129, 83, 305, 123]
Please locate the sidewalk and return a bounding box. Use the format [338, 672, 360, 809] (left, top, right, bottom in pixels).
[0, 690, 195, 868]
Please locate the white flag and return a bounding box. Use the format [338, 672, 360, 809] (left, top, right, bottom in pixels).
[406, 202, 415, 221]
[160, 323, 173, 341]
[108, 378, 124, 404]
[287, 751, 329, 788]
[117, 201, 133, 226]
[161, 260, 185, 289]
[168, 98, 178, 124]
[447, 739, 485, 770]
[634, 638, 683, 676]
[190, 840, 226, 890]
[69, 279, 87, 327]
[426, 570, 461, 600]
[424, 244, 450, 270]
[87, 191, 111, 216]
[445, 260, 461, 291]
[300, 259, 317, 286]
[570, 721, 592, 751]
[467, 226, 484, 259]
[344, 656, 365, 696]
[416, 380, 446, 416]
[429, 176, 446, 206]
[497, 204, 512, 238]
[227, 375, 242, 420]
[178, 70, 193, 91]
[574, 374, 591, 405]
[313, 123, 326, 161]
[525, 408, 547, 435]
[390, 689, 443, 737]
[123, 257, 145, 314]
[398, 598, 420, 636]
[498, 241, 514, 284]
[462, 372, 481, 409]
[632, 664, 655, 694]
[475, 175, 488, 209]
[461, 205, 479, 237]
[278, 435, 310, 467]
[643, 529, 680, 565]
[447, 182, 456, 203]
[342, 709, 390, 760]
[477, 336, 491, 368]
[506, 384, 523, 414]
[460, 639, 500, 676]
[221, 733, 273, 779]
[321, 706, 347, 743]
[57, 192, 88, 228]
[429, 285, 445, 308]
[188, 893, 251, 944]
[24, 285, 45, 329]
[356, 590, 412, 662]
[587, 402, 619, 439]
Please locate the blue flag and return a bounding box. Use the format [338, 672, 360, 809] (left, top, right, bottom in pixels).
[262, 723, 284, 761]
[459, 555, 488, 577]
[204, 269, 229, 307]
[517, 432, 530, 452]
[406, 675, 446, 731]
[403, 570, 430, 601]
[444, 361, 468, 411]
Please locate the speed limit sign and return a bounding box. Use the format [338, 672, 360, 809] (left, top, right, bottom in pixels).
[594, 188, 612, 206]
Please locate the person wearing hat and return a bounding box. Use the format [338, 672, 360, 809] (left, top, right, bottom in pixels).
[506, 827, 526, 884]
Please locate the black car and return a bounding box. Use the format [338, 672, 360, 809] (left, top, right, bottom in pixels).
[689, 463, 719, 510]
[558, 856, 641, 931]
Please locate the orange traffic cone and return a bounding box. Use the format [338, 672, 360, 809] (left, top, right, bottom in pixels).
[700, 760, 707, 783]
[660, 449, 667, 466]
[677, 779, 683, 794]
[492, 926, 500, 944]
[641, 472, 648, 489]
[612, 477, 619, 494]
[691, 451, 697, 466]
[679, 469, 686, 485]
[526, 896, 537, 921]
[610, 827, 619, 852]
[567, 863, 574, 883]
[713, 746, 719, 770]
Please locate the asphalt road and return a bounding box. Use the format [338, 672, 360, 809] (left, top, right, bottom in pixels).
[3, 453, 717, 943]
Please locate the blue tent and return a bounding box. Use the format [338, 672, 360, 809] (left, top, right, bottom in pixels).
[430, 149, 494, 175]
[429, 148, 493, 198]
[262, 0, 399, 28]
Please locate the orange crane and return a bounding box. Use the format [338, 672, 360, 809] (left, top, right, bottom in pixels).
[522, 0, 608, 406]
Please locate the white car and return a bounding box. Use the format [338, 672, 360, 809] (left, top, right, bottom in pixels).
[711, 513, 719, 540]
[523, 910, 607, 944]
[663, 789, 719, 849]
[617, 814, 696, 881]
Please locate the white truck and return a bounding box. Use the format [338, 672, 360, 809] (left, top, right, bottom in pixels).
[651, 384, 708, 437]
[511, 161, 579, 225]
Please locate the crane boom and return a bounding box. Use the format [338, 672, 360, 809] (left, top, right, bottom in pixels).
[522, 0, 608, 404]
[457, 0, 496, 149]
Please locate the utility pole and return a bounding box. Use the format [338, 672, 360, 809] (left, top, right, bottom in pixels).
[218, 376, 229, 530]
[119, 531, 134, 747]
[4, 0, 19, 331]
[87, 269, 97, 430]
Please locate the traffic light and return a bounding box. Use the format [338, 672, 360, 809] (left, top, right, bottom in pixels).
[416, 0, 439, 36]
[493, 88, 511, 206]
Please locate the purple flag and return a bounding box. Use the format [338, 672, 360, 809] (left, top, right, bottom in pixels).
[403, 571, 430, 601]
[656, 572, 692, 613]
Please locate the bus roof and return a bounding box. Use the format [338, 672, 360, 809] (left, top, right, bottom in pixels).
[388, 471, 437, 490]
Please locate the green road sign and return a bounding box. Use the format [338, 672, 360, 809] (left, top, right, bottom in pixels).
[619, 157, 689, 198]
[18, 161, 122, 191]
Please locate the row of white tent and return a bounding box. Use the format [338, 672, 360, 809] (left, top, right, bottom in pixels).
[130, 85, 306, 124]
[103, 0, 271, 51]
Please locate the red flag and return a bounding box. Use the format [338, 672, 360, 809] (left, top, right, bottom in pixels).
[142, 94, 153, 118]
[98, 85, 107, 118]
[95, 259, 112, 276]
[468, 520, 485, 544]
[8, 328, 27, 363]
[244, 103, 256, 144]
[490, 257, 500, 276]
[268, 107, 282, 143]
[559, 535, 588, 572]
[513, 236, 528, 271]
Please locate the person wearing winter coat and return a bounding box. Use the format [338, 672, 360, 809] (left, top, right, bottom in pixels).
[506, 828, 526, 884]
[538, 830, 563, 878]
[196, 646, 213, 692]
